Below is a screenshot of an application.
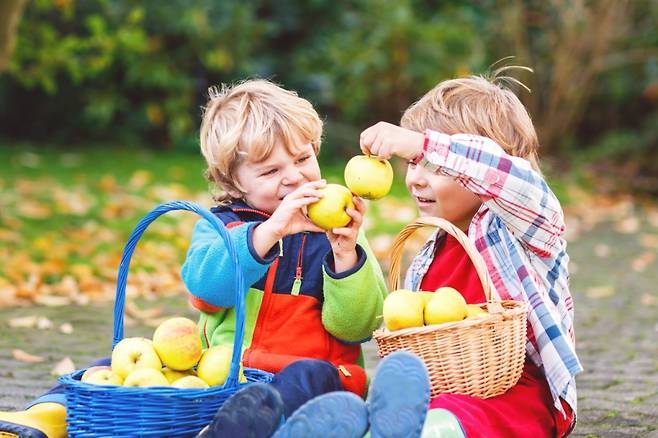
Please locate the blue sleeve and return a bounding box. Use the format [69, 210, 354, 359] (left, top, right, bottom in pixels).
[181, 219, 279, 307]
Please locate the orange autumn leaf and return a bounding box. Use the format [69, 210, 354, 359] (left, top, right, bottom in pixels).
[13, 349, 46, 363]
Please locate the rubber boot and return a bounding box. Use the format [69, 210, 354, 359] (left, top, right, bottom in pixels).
[420, 409, 466, 438]
[0, 403, 67, 438]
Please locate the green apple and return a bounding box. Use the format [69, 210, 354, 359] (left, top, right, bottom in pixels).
[162, 367, 195, 384]
[80, 365, 112, 382]
[344, 155, 393, 200]
[152, 317, 202, 371]
[111, 337, 162, 379]
[85, 369, 124, 386]
[307, 184, 355, 230]
[466, 304, 489, 319]
[123, 368, 169, 387]
[424, 287, 468, 325]
[382, 289, 425, 331]
[197, 345, 246, 387]
[171, 375, 210, 389]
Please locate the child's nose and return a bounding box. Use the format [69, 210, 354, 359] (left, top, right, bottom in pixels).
[282, 167, 304, 185]
[406, 166, 427, 187]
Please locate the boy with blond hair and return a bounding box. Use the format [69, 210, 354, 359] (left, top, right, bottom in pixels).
[183, 79, 397, 437]
[357, 70, 583, 437]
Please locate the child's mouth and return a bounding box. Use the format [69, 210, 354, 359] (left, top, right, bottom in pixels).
[415, 195, 435, 204]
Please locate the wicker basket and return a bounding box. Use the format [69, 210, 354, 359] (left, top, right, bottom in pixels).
[373, 217, 528, 399]
[59, 201, 273, 437]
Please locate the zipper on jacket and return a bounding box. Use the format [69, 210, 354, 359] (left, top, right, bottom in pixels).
[290, 233, 307, 296]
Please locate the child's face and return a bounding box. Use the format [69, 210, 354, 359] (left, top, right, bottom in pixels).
[232, 141, 321, 213]
[405, 162, 481, 230]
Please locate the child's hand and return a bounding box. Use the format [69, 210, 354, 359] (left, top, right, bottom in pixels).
[326, 196, 366, 273]
[360, 121, 425, 161]
[252, 181, 325, 258]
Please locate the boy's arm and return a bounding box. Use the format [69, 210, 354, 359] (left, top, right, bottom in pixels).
[418, 130, 565, 257]
[321, 229, 387, 342]
[181, 219, 279, 309]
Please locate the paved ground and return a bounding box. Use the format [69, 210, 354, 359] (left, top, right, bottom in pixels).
[1, 216, 657, 437]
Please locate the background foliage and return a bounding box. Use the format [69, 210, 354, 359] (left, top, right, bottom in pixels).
[1, 0, 657, 190]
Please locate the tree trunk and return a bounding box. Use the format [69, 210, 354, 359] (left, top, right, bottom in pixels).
[0, 0, 28, 72]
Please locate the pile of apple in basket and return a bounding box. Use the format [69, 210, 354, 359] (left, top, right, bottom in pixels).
[82, 317, 244, 389]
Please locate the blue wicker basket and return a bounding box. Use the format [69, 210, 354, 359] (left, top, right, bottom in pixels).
[59, 201, 273, 437]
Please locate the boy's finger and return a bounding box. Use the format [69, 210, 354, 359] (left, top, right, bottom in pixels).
[352, 196, 366, 213]
[330, 227, 352, 237]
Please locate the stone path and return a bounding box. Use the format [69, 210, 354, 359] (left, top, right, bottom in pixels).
[1, 217, 657, 437]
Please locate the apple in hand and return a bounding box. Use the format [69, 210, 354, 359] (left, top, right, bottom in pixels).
[344, 155, 394, 200]
[123, 368, 169, 387]
[197, 345, 246, 387]
[152, 317, 202, 371]
[307, 184, 355, 230]
[171, 375, 210, 389]
[111, 337, 162, 379]
[85, 369, 124, 386]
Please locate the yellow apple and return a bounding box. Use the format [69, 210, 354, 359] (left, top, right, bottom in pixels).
[307, 184, 355, 230]
[196, 345, 246, 387]
[162, 367, 195, 384]
[382, 289, 425, 331]
[424, 287, 468, 325]
[80, 365, 112, 382]
[123, 368, 169, 387]
[85, 369, 124, 386]
[111, 337, 162, 379]
[152, 317, 202, 371]
[344, 155, 394, 200]
[466, 304, 489, 319]
[418, 291, 435, 307]
[171, 375, 210, 389]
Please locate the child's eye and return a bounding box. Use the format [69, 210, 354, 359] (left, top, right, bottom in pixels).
[296, 155, 310, 164]
[407, 160, 417, 168]
[261, 169, 277, 176]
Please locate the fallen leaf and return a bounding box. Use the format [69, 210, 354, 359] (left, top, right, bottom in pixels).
[631, 251, 656, 272]
[641, 293, 657, 306]
[34, 295, 71, 307]
[8, 315, 38, 328]
[615, 216, 640, 234]
[51, 357, 75, 376]
[59, 323, 74, 334]
[585, 285, 615, 299]
[13, 349, 45, 363]
[125, 300, 162, 320]
[36, 316, 53, 330]
[594, 244, 610, 258]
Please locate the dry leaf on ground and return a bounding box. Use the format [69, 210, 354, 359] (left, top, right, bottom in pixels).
[51, 357, 76, 376]
[13, 349, 46, 363]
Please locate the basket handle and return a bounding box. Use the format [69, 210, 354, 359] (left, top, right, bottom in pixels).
[388, 217, 501, 303]
[112, 201, 247, 388]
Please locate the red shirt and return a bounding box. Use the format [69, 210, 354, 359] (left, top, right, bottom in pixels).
[419, 232, 486, 304]
[419, 232, 574, 437]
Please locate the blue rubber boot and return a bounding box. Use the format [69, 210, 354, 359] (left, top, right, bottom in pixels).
[420, 409, 466, 438]
[197, 383, 284, 438]
[272, 391, 368, 438]
[367, 351, 430, 438]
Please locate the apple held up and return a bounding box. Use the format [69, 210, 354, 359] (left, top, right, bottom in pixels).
[306, 184, 355, 230]
[344, 155, 394, 200]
